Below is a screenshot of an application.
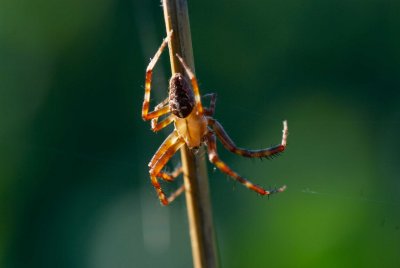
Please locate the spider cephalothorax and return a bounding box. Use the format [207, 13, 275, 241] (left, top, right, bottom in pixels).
[142, 30, 288, 205]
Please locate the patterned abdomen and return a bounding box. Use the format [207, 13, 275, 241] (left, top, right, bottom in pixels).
[169, 73, 195, 118]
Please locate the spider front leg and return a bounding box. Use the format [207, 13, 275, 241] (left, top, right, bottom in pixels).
[142, 30, 173, 121]
[205, 132, 286, 196]
[148, 131, 185, 205]
[208, 118, 288, 159]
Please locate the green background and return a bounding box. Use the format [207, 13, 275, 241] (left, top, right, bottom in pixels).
[1, 0, 399, 267]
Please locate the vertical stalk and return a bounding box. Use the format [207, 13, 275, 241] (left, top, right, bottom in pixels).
[162, 1, 219, 268]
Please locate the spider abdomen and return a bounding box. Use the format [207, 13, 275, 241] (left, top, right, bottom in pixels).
[169, 73, 195, 118]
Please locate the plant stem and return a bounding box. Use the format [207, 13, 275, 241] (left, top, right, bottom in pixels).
[162, 1, 219, 267]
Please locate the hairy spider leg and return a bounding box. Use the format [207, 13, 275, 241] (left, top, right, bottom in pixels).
[149, 147, 184, 201]
[175, 54, 204, 115]
[208, 119, 288, 158]
[150, 99, 174, 132]
[281, 120, 288, 147]
[150, 140, 185, 205]
[142, 30, 174, 121]
[151, 115, 174, 132]
[167, 184, 185, 204]
[202, 93, 217, 116]
[149, 131, 180, 169]
[149, 132, 185, 205]
[205, 132, 282, 195]
[157, 165, 183, 182]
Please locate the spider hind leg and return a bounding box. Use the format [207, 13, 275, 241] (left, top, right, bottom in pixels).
[205, 132, 285, 196]
[209, 119, 288, 159]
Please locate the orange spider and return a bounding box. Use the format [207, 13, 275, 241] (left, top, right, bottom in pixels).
[142, 31, 288, 205]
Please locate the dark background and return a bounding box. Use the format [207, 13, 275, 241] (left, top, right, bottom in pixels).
[1, 0, 399, 267]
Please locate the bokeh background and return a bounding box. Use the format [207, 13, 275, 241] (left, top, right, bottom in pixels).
[1, 0, 399, 267]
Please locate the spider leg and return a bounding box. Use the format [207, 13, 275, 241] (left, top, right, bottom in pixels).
[148, 131, 185, 205]
[175, 54, 204, 115]
[208, 119, 288, 159]
[157, 165, 183, 182]
[167, 184, 185, 204]
[148, 131, 179, 169]
[142, 30, 173, 121]
[150, 98, 174, 132]
[205, 132, 285, 195]
[151, 115, 174, 132]
[202, 93, 217, 116]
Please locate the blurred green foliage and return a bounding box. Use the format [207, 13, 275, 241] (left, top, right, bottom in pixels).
[1, 0, 399, 267]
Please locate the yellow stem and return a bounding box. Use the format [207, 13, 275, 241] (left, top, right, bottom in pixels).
[162, 0, 219, 267]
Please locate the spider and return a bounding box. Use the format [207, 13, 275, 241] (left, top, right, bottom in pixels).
[142, 30, 288, 205]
